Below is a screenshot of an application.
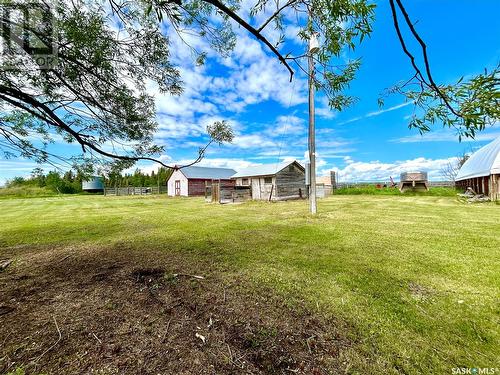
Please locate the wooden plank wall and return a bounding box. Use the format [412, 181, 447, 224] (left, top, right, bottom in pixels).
[456, 175, 500, 201]
[189, 179, 235, 196]
[219, 186, 251, 203]
[491, 174, 499, 201]
[275, 164, 306, 200]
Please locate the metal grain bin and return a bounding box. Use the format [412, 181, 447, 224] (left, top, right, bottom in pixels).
[400, 171, 428, 182]
[399, 171, 428, 192]
[82, 176, 104, 192]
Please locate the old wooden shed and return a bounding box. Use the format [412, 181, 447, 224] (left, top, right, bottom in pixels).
[232, 161, 305, 201]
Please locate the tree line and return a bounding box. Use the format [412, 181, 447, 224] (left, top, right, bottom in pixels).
[5, 168, 173, 193]
[106, 168, 172, 188]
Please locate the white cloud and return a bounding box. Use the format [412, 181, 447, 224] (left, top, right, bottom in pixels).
[0, 160, 59, 186]
[339, 102, 412, 125]
[148, 26, 308, 147]
[231, 134, 277, 149]
[266, 115, 306, 136]
[284, 25, 305, 46]
[391, 129, 500, 144]
[315, 96, 338, 119]
[134, 157, 260, 174]
[330, 156, 457, 182]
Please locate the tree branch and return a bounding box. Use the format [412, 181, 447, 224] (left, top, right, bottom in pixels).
[0, 86, 209, 170]
[390, 0, 462, 118]
[200, 0, 295, 81]
[388, 0, 427, 85]
[257, 0, 298, 32]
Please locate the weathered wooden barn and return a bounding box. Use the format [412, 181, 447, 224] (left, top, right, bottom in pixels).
[232, 161, 305, 201]
[455, 136, 500, 201]
[167, 166, 236, 197]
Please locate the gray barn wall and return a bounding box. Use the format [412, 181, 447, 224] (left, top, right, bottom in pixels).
[250, 177, 275, 200]
[275, 164, 305, 200]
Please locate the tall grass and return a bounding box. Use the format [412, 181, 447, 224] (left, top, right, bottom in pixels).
[0, 186, 59, 198]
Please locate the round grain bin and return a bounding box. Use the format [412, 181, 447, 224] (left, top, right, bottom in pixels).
[82, 176, 104, 192]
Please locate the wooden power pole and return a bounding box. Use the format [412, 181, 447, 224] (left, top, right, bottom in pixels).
[308, 30, 319, 214]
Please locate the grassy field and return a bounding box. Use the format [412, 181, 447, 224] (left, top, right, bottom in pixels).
[0, 186, 59, 198]
[1, 194, 499, 374]
[332, 185, 458, 196]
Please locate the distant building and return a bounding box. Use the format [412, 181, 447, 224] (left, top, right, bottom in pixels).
[315, 172, 336, 198]
[82, 176, 104, 192]
[232, 160, 305, 201]
[455, 136, 500, 201]
[167, 166, 236, 197]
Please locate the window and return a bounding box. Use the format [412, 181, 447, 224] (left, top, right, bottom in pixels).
[289, 165, 294, 172]
[242, 178, 249, 185]
[264, 177, 272, 184]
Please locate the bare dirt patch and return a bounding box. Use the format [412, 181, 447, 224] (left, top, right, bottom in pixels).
[0, 245, 351, 374]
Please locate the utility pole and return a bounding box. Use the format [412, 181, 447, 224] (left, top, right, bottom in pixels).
[308, 30, 319, 214]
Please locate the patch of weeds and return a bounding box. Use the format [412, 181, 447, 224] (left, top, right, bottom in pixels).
[163, 273, 178, 284]
[5, 368, 25, 375]
[408, 282, 434, 302]
[5, 368, 46, 375]
[131, 268, 164, 283]
[104, 300, 118, 310]
[244, 326, 278, 349]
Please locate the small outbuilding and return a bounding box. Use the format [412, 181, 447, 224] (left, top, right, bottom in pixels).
[455, 136, 500, 201]
[232, 160, 305, 201]
[167, 166, 236, 197]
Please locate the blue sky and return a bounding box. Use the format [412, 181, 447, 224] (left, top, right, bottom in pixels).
[1, 0, 499, 184]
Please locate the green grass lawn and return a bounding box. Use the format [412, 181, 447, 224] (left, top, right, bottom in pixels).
[333, 185, 458, 196]
[1, 194, 499, 374]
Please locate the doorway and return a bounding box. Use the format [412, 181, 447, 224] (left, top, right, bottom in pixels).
[175, 180, 181, 196]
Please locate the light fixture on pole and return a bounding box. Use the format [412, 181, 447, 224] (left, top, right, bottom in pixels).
[309, 31, 320, 54]
[308, 30, 319, 214]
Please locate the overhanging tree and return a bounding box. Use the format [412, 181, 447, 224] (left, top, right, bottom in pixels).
[0, 0, 498, 173]
[0, 0, 233, 173]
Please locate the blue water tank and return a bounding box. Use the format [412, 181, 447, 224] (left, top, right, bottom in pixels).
[82, 176, 104, 191]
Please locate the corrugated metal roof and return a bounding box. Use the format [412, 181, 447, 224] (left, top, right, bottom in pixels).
[232, 161, 303, 178]
[456, 136, 500, 180]
[180, 166, 236, 179]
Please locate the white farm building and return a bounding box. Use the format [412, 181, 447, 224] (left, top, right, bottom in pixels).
[167, 166, 236, 197]
[455, 136, 500, 201]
